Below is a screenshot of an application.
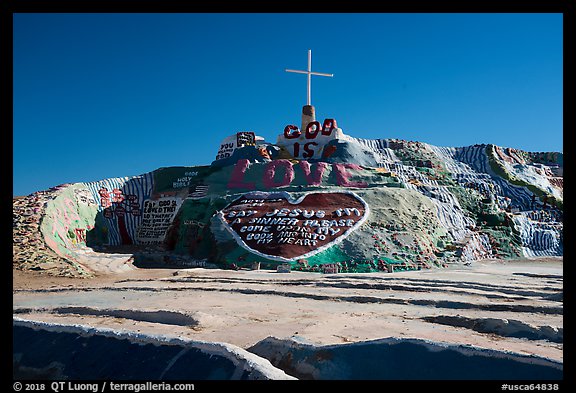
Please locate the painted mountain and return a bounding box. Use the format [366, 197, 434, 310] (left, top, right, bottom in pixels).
[13, 125, 563, 277]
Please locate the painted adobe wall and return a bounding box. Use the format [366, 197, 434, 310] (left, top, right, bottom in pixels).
[35, 136, 563, 273]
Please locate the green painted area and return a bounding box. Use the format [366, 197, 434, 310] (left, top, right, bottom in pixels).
[447, 183, 523, 257]
[446, 185, 481, 222]
[292, 254, 424, 274]
[153, 166, 222, 194]
[165, 197, 227, 259]
[478, 210, 508, 227]
[306, 245, 349, 265]
[393, 141, 455, 186]
[481, 226, 523, 259]
[217, 241, 278, 269]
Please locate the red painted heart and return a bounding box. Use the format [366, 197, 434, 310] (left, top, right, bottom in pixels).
[218, 191, 369, 262]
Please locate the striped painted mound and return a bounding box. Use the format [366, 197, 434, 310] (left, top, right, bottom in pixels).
[27, 136, 562, 274]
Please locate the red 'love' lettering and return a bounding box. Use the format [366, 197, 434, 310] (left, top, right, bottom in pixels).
[227, 159, 367, 190]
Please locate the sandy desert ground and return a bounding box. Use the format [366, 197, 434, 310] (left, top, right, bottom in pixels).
[13, 256, 563, 363]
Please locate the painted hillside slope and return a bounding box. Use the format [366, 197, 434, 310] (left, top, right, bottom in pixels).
[13, 133, 562, 277]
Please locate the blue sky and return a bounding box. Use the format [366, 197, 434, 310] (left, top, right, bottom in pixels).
[13, 13, 563, 196]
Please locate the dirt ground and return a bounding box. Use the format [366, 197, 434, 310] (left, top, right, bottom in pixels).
[13, 256, 563, 363]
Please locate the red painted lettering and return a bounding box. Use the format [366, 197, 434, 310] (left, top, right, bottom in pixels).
[333, 163, 368, 188]
[227, 159, 256, 190]
[303, 142, 318, 159]
[299, 161, 329, 186]
[293, 142, 300, 157]
[263, 160, 295, 188]
[283, 118, 338, 141]
[305, 121, 321, 139]
[284, 125, 301, 139]
[322, 119, 337, 136]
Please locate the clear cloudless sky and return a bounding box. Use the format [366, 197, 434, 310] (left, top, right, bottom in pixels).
[13, 13, 563, 196]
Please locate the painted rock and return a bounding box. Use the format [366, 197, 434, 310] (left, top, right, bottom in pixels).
[218, 191, 369, 262]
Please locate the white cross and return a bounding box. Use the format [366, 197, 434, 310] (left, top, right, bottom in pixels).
[286, 49, 333, 106]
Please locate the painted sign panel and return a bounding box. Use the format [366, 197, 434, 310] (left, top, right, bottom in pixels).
[218, 191, 369, 262]
[215, 132, 256, 161]
[276, 119, 340, 160]
[136, 197, 184, 244]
